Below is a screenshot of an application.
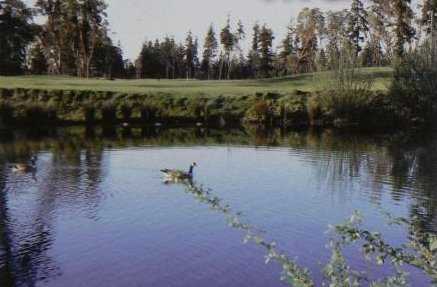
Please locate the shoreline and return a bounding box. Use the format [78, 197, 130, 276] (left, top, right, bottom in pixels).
[0, 86, 426, 131]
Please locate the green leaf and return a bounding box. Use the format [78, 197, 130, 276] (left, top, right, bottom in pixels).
[430, 239, 437, 252]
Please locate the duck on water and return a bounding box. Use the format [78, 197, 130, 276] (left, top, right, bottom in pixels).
[10, 156, 37, 173]
[161, 162, 197, 183]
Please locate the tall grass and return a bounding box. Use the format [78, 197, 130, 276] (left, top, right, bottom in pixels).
[310, 49, 377, 127]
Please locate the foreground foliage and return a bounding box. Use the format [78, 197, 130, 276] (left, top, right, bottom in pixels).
[181, 181, 437, 286]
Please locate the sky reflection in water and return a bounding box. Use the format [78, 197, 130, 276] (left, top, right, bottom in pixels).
[0, 127, 436, 286]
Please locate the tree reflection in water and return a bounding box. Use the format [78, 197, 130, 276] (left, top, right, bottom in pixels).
[0, 128, 106, 286]
[0, 126, 435, 286]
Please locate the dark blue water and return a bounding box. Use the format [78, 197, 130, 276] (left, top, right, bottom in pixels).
[0, 127, 436, 286]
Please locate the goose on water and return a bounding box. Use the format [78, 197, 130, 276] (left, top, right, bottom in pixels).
[161, 162, 197, 182]
[10, 156, 37, 173]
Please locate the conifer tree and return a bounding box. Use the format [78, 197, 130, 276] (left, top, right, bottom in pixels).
[201, 24, 218, 79]
[347, 0, 369, 57]
[248, 23, 261, 78]
[421, 0, 437, 63]
[391, 0, 415, 59]
[219, 16, 234, 80]
[184, 31, 195, 79]
[258, 24, 275, 77]
[278, 20, 296, 75]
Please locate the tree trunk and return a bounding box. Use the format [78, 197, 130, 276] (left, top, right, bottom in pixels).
[432, 12, 437, 66]
[218, 56, 224, 80]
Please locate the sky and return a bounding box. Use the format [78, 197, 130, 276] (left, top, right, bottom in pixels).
[25, 0, 351, 60]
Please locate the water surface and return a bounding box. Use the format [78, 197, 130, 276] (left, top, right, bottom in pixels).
[0, 127, 436, 286]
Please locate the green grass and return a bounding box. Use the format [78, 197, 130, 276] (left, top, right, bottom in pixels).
[0, 67, 393, 96]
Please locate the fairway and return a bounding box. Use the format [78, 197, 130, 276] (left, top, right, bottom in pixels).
[0, 67, 392, 97]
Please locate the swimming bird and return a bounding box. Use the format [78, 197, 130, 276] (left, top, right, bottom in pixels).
[161, 162, 197, 182]
[10, 156, 37, 173]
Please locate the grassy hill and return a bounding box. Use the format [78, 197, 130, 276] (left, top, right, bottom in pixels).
[0, 67, 393, 97]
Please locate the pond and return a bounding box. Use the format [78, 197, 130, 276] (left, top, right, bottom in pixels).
[0, 126, 436, 286]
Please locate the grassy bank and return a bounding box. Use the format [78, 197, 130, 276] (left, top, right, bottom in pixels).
[0, 67, 392, 95]
[0, 67, 395, 128]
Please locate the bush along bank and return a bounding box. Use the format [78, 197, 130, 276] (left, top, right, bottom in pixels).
[0, 87, 423, 130]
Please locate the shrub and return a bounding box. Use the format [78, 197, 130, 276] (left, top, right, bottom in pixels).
[46, 102, 58, 122]
[22, 102, 57, 125]
[245, 100, 274, 123]
[278, 94, 308, 126]
[0, 88, 13, 99]
[101, 101, 117, 123]
[120, 103, 133, 121]
[82, 101, 96, 124]
[186, 98, 208, 121]
[0, 100, 14, 125]
[140, 103, 158, 123]
[390, 43, 437, 125]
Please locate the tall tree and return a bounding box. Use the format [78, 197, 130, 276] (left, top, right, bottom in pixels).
[28, 42, 48, 74]
[136, 40, 164, 78]
[0, 0, 35, 75]
[75, 0, 108, 77]
[201, 24, 218, 79]
[278, 19, 296, 76]
[326, 10, 349, 69]
[368, 0, 391, 65]
[421, 0, 437, 63]
[35, 0, 64, 74]
[228, 19, 245, 79]
[391, 0, 415, 59]
[219, 16, 233, 79]
[184, 31, 196, 79]
[258, 24, 275, 77]
[296, 8, 324, 73]
[248, 22, 261, 78]
[159, 37, 174, 79]
[347, 0, 369, 57]
[36, 0, 108, 77]
[92, 38, 125, 78]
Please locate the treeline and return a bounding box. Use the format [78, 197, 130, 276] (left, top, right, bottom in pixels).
[0, 0, 128, 78]
[1, 0, 437, 79]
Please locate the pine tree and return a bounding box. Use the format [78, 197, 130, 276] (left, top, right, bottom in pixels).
[184, 31, 196, 79]
[193, 38, 200, 78]
[391, 0, 415, 59]
[278, 20, 296, 75]
[347, 0, 369, 57]
[422, 0, 437, 63]
[219, 16, 234, 79]
[229, 20, 245, 79]
[160, 36, 177, 79]
[258, 24, 274, 78]
[201, 24, 218, 79]
[248, 23, 261, 78]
